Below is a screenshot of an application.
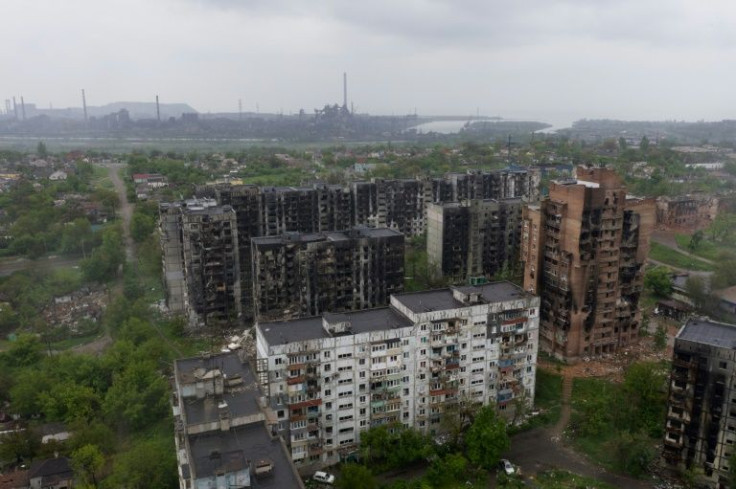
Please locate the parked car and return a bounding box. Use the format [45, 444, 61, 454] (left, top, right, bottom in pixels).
[499, 459, 515, 475]
[313, 471, 336, 485]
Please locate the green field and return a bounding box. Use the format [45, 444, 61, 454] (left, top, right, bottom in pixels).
[674, 234, 736, 262]
[649, 242, 715, 271]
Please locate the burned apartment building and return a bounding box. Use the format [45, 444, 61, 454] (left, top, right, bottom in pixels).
[255, 282, 540, 468]
[427, 198, 524, 283]
[160, 198, 241, 328]
[251, 227, 404, 320]
[520, 166, 655, 362]
[656, 195, 719, 231]
[172, 352, 305, 488]
[162, 168, 539, 326]
[663, 317, 736, 489]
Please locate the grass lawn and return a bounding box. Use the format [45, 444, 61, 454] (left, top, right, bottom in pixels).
[49, 329, 106, 350]
[649, 242, 715, 272]
[674, 234, 736, 262]
[531, 469, 617, 489]
[569, 377, 619, 470]
[532, 368, 563, 427]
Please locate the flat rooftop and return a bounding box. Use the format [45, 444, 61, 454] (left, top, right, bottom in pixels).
[258, 282, 531, 346]
[258, 307, 413, 346]
[678, 317, 736, 349]
[394, 282, 530, 314]
[176, 353, 262, 424]
[188, 423, 302, 488]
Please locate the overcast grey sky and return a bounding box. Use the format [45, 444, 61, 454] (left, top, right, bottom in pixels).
[3, 0, 735, 124]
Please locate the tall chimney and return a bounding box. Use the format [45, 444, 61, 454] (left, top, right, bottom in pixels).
[12, 97, 17, 120]
[156, 95, 161, 122]
[20, 96, 26, 120]
[81, 89, 88, 122]
[343, 72, 347, 109]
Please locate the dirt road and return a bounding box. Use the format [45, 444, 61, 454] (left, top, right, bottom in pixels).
[107, 164, 135, 263]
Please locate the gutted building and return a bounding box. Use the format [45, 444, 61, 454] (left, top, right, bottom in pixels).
[172, 352, 305, 489]
[656, 195, 718, 231]
[663, 317, 736, 489]
[251, 227, 404, 320]
[255, 282, 540, 467]
[427, 198, 524, 282]
[520, 166, 655, 362]
[175, 198, 241, 328]
[163, 168, 540, 326]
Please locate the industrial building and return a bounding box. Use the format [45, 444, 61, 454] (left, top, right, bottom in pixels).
[254, 281, 540, 467]
[172, 352, 305, 489]
[252, 227, 404, 320]
[663, 317, 736, 489]
[520, 166, 655, 362]
[427, 198, 524, 282]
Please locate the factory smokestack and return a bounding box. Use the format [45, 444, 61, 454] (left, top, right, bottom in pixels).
[12, 97, 17, 120]
[343, 72, 348, 110]
[156, 95, 160, 122]
[20, 96, 26, 120]
[81, 89, 88, 122]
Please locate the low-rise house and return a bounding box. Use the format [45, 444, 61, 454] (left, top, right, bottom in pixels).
[48, 171, 67, 181]
[28, 457, 73, 489]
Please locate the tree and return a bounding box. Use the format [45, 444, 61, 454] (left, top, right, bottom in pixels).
[130, 212, 155, 243]
[425, 453, 469, 488]
[71, 444, 104, 488]
[105, 439, 177, 489]
[620, 362, 667, 437]
[335, 464, 377, 489]
[643, 266, 672, 298]
[0, 425, 40, 466]
[685, 275, 711, 312]
[465, 406, 509, 470]
[103, 361, 169, 432]
[640, 136, 650, 153]
[687, 230, 704, 253]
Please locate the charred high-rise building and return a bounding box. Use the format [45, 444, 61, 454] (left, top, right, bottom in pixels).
[427, 198, 524, 282]
[163, 167, 540, 327]
[663, 317, 736, 488]
[520, 167, 655, 362]
[252, 227, 404, 320]
[160, 198, 241, 328]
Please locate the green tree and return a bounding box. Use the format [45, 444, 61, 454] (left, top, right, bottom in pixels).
[105, 439, 177, 489]
[336, 463, 377, 489]
[465, 406, 509, 470]
[0, 425, 40, 466]
[620, 362, 667, 437]
[643, 266, 672, 298]
[687, 230, 704, 253]
[36, 141, 48, 158]
[71, 444, 104, 489]
[130, 212, 155, 244]
[103, 361, 169, 432]
[425, 453, 469, 488]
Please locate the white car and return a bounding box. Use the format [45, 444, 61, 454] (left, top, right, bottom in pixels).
[499, 459, 515, 476]
[313, 471, 336, 485]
